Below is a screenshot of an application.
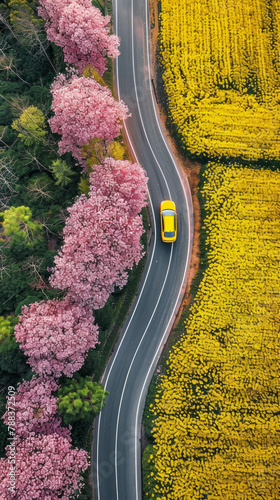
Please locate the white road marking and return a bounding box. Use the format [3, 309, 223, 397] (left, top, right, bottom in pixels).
[96, 0, 193, 498]
[133, 3, 192, 499]
[115, 244, 173, 500]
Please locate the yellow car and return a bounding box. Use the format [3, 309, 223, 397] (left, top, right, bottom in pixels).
[160, 200, 177, 243]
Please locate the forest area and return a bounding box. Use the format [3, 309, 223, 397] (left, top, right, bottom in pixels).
[0, 0, 149, 498]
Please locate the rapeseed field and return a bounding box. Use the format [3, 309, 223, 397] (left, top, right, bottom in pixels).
[159, 0, 280, 160]
[146, 2, 280, 498]
[148, 164, 280, 498]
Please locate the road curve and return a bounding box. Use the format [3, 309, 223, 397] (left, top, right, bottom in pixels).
[92, 1, 193, 499]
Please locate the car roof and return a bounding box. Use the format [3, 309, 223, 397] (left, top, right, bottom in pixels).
[163, 214, 175, 232]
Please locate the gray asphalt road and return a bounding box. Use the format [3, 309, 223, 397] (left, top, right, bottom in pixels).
[92, 1, 193, 499]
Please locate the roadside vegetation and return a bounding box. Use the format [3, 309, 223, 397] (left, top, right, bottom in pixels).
[144, 163, 280, 498]
[0, 0, 149, 498]
[144, 1, 280, 499]
[157, 0, 280, 163]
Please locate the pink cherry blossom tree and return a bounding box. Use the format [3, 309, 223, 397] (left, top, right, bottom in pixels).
[2, 376, 70, 440]
[49, 74, 129, 165]
[37, 0, 70, 30]
[89, 157, 149, 216]
[49, 158, 148, 308]
[14, 297, 99, 378]
[38, 0, 119, 75]
[0, 433, 89, 499]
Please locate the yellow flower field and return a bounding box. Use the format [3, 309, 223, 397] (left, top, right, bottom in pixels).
[149, 163, 280, 499]
[159, 0, 280, 160]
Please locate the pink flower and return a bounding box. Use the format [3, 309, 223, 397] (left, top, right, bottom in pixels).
[15, 297, 99, 377]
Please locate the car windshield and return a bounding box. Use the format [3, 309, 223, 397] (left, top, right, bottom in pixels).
[164, 231, 175, 237]
[162, 209, 175, 217]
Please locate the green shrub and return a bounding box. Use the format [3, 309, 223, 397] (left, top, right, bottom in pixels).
[57, 375, 109, 425]
[142, 444, 157, 498]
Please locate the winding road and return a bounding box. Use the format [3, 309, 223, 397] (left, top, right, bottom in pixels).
[92, 0, 193, 498]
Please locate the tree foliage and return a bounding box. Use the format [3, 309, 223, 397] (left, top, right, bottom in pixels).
[2, 375, 70, 439]
[0, 262, 30, 315]
[89, 158, 148, 216]
[106, 140, 126, 160]
[57, 375, 108, 425]
[50, 158, 74, 187]
[0, 315, 17, 341]
[0, 6, 147, 499]
[11, 105, 47, 146]
[0, 315, 18, 357]
[37, 0, 119, 75]
[50, 158, 148, 308]
[0, 154, 18, 209]
[0, 433, 89, 499]
[14, 297, 99, 377]
[49, 74, 129, 166]
[7, 0, 54, 71]
[0, 315, 27, 377]
[8, 0, 43, 31]
[0, 205, 43, 246]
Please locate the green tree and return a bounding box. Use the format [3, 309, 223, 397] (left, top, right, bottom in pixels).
[7, 0, 56, 73]
[50, 159, 74, 187]
[106, 140, 126, 160]
[11, 105, 47, 146]
[57, 376, 109, 425]
[0, 262, 29, 315]
[0, 205, 43, 246]
[0, 315, 27, 376]
[78, 175, 90, 197]
[8, 0, 40, 27]
[0, 315, 17, 340]
[0, 154, 18, 207]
